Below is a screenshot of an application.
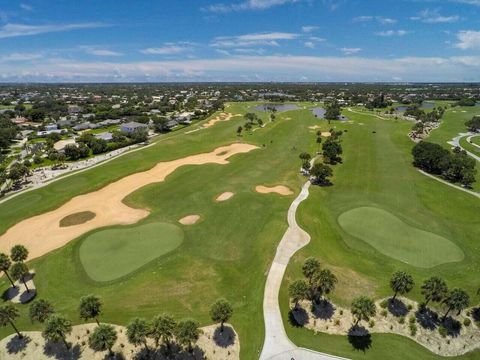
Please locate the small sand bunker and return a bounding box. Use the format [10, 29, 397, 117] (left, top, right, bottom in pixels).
[203, 113, 241, 128]
[0, 143, 257, 260]
[59, 211, 96, 227]
[53, 139, 76, 151]
[179, 215, 201, 225]
[321, 132, 331, 137]
[216, 192, 234, 202]
[255, 185, 293, 196]
[309, 125, 322, 130]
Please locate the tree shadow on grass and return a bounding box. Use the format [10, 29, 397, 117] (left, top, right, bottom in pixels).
[415, 307, 440, 330]
[6, 335, 30, 354]
[442, 316, 462, 337]
[2, 285, 19, 301]
[43, 341, 81, 360]
[312, 299, 335, 320]
[134, 345, 206, 359]
[347, 325, 372, 353]
[288, 307, 309, 327]
[388, 298, 409, 317]
[213, 325, 236, 348]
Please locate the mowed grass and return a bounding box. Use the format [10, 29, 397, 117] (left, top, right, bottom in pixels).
[471, 135, 480, 146]
[282, 106, 480, 359]
[79, 222, 184, 282]
[338, 207, 464, 268]
[59, 211, 96, 227]
[0, 102, 315, 359]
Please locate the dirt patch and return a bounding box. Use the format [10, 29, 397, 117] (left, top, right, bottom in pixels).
[255, 185, 293, 196]
[216, 192, 234, 202]
[203, 113, 241, 128]
[59, 211, 96, 227]
[179, 215, 201, 225]
[0, 144, 258, 260]
[0, 322, 239, 360]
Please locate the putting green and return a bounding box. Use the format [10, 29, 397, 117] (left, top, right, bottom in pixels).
[79, 222, 184, 282]
[338, 207, 464, 268]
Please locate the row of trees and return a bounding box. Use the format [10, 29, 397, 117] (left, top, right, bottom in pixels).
[0, 294, 234, 357]
[412, 141, 476, 187]
[0, 245, 31, 292]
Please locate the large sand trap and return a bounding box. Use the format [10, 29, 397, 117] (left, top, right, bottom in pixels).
[0, 323, 239, 360]
[216, 192, 234, 202]
[255, 185, 293, 196]
[179, 215, 201, 225]
[203, 113, 241, 128]
[53, 139, 76, 151]
[0, 144, 257, 260]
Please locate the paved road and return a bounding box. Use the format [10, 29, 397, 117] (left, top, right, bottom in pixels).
[448, 132, 480, 162]
[259, 181, 348, 360]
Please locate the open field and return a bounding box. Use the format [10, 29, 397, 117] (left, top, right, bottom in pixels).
[1, 102, 479, 359]
[281, 106, 480, 358]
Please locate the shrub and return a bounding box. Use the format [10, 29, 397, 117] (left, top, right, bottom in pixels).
[438, 326, 447, 338]
[399, 316, 405, 324]
[369, 320, 375, 328]
[381, 310, 388, 317]
[380, 299, 389, 309]
[409, 323, 417, 336]
[334, 319, 340, 326]
[339, 309, 343, 316]
[463, 318, 471, 327]
[407, 304, 413, 311]
[409, 316, 416, 324]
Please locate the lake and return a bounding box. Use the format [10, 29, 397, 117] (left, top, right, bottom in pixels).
[251, 103, 301, 112]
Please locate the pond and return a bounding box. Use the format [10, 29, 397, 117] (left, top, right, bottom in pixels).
[312, 107, 326, 118]
[396, 102, 435, 112]
[251, 103, 301, 112]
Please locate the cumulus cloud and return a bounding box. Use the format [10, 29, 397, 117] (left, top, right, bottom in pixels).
[0, 22, 108, 39]
[455, 30, 480, 50]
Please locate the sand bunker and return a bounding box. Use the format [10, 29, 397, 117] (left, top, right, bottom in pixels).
[0, 143, 257, 260]
[179, 215, 201, 225]
[53, 139, 76, 151]
[203, 113, 241, 128]
[321, 132, 331, 137]
[59, 211, 96, 227]
[216, 192, 234, 202]
[255, 185, 293, 196]
[309, 125, 322, 130]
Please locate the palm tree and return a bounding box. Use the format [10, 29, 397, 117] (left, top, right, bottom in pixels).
[0, 253, 15, 287]
[421, 277, 448, 306]
[175, 319, 200, 354]
[209, 298, 233, 332]
[351, 296, 376, 326]
[79, 295, 102, 325]
[442, 288, 470, 322]
[0, 305, 22, 338]
[30, 299, 55, 323]
[302, 257, 320, 298]
[89, 324, 117, 357]
[149, 314, 176, 349]
[390, 271, 414, 302]
[10, 245, 28, 263]
[10, 262, 30, 293]
[42, 314, 72, 349]
[289, 280, 309, 309]
[127, 318, 149, 352]
[314, 268, 338, 300]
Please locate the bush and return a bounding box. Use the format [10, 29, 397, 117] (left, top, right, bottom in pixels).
[463, 318, 471, 327]
[339, 310, 343, 316]
[409, 323, 417, 336]
[369, 320, 375, 328]
[380, 299, 389, 309]
[407, 304, 413, 311]
[381, 310, 388, 317]
[399, 316, 405, 324]
[334, 319, 340, 326]
[409, 316, 416, 324]
[438, 326, 447, 338]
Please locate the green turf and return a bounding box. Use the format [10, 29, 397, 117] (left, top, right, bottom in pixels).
[79, 222, 184, 282]
[59, 211, 96, 227]
[471, 136, 480, 147]
[338, 206, 464, 268]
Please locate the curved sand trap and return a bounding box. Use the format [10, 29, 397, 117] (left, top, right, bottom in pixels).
[59, 211, 96, 227]
[255, 185, 293, 196]
[0, 143, 258, 260]
[53, 139, 76, 151]
[179, 215, 201, 225]
[216, 192, 234, 202]
[203, 113, 241, 128]
[338, 206, 464, 268]
[321, 132, 331, 137]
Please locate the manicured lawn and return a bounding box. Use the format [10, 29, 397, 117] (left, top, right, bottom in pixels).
[338, 206, 464, 268]
[471, 135, 480, 146]
[59, 211, 96, 227]
[282, 106, 480, 359]
[79, 222, 184, 282]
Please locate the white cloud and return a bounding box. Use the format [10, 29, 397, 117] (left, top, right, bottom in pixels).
[304, 41, 315, 49]
[205, 0, 300, 13]
[455, 30, 480, 50]
[86, 49, 123, 56]
[141, 43, 194, 55]
[302, 26, 319, 33]
[411, 9, 459, 23]
[340, 47, 362, 55]
[376, 30, 409, 37]
[0, 22, 107, 39]
[211, 32, 298, 47]
[0, 52, 42, 62]
[20, 4, 33, 11]
[353, 16, 397, 25]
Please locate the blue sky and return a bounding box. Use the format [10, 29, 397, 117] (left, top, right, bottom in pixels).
[0, 0, 479, 82]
